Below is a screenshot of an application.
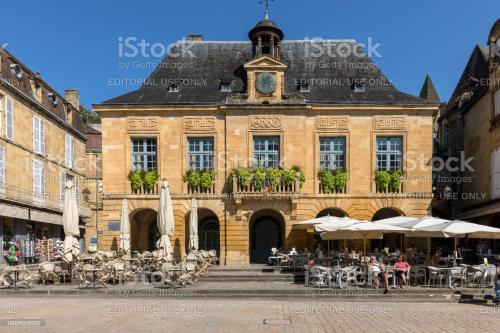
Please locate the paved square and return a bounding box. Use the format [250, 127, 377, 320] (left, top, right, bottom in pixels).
[1, 298, 499, 333]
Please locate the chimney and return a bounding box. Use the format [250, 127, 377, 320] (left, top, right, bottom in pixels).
[186, 34, 204, 42]
[65, 89, 79, 110]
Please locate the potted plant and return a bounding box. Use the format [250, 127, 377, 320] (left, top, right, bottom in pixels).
[143, 171, 159, 192]
[375, 170, 391, 192]
[129, 171, 144, 192]
[333, 170, 348, 193]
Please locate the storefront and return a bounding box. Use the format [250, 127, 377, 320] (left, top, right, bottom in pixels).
[0, 202, 64, 264]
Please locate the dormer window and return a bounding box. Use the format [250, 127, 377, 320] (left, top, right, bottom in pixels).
[168, 84, 179, 93]
[9, 64, 23, 80]
[220, 83, 232, 92]
[352, 81, 365, 93]
[30, 80, 42, 102]
[47, 93, 59, 106]
[299, 83, 311, 93]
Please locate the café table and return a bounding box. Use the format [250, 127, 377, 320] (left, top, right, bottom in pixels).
[84, 268, 103, 289]
[433, 267, 454, 288]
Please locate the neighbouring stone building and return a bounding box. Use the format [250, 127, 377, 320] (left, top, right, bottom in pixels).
[435, 20, 500, 233]
[0, 47, 90, 263]
[94, 14, 439, 265]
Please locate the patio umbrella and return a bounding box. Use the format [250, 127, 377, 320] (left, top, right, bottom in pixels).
[376, 216, 419, 226]
[408, 220, 500, 247]
[320, 222, 408, 257]
[375, 216, 419, 250]
[157, 179, 174, 259]
[62, 180, 80, 263]
[119, 199, 131, 254]
[189, 197, 199, 251]
[396, 217, 453, 253]
[293, 215, 345, 230]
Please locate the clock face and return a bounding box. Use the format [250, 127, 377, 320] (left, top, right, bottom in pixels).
[255, 72, 276, 95]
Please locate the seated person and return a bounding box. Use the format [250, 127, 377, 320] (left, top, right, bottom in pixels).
[394, 255, 411, 288]
[368, 255, 389, 294]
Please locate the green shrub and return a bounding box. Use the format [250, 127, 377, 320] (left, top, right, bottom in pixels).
[333, 170, 348, 192]
[389, 170, 403, 192]
[267, 168, 282, 189]
[236, 168, 251, 187]
[375, 170, 391, 191]
[282, 168, 297, 187]
[253, 168, 266, 191]
[183, 170, 202, 188]
[319, 170, 335, 193]
[143, 171, 159, 191]
[129, 171, 144, 191]
[200, 170, 217, 190]
[291, 165, 305, 187]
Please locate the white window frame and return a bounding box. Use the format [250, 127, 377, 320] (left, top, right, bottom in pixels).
[33, 115, 45, 155]
[5, 96, 13, 140]
[0, 147, 5, 194]
[65, 135, 74, 169]
[33, 159, 45, 203]
[0, 94, 3, 136]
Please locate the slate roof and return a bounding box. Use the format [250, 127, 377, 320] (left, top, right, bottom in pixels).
[0, 47, 86, 138]
[442, 45, 489, 116]
[102, 40, 431, 106]
[419, 75, 440, 102]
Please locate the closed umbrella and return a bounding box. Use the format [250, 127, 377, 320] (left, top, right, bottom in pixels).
[119, 199, 131, 254]
[189, 197, 199, 251]
[63, 180, 80, 263]
[157, 179, 174, 259]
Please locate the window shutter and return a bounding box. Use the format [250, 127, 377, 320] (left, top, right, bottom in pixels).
[6, 98, 13, 140]
[492, 148, 500, 199]
[65, 135, 71, 168]
[75, 176, 80, 205]
[0, 147, 5, 186]
[60, 172, 66, 201]
[33, 116, 40, 153]
[40, 119, 45, 155]
[41, 163, 46, 197]
[70, 137, 74, 169]
[0, 96, 3, 136]
[33, 159, 41, 199]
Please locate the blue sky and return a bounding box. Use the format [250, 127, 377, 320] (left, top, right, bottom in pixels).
[1, 0, 498, 108]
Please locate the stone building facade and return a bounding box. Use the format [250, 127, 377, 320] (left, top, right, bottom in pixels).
[94, 15, 439, 265]
[0, 47, 89, 263]
[435, 20, 500, 229]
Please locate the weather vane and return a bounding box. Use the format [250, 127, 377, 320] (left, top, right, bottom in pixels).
[259, 0, 274, 18]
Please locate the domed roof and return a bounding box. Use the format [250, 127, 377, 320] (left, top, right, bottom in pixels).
[488, 19, 500, 43]
[248, 14, 284, 40]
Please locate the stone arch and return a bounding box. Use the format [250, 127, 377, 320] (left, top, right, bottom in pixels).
[297, 198, 353, 222]
[184, 207, 220, 255]
[248, 208, 285, 263]
[129, 207, 158, 253]
[372, 207, 406, 221]
[316, 207, 348, 218]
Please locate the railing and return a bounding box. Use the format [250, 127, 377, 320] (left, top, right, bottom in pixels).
[318, 182, 347, 194]
[374, 177, 405, 194]
[232, 173, 301, 194]
[127, 180, 161, 195]
[185, 181, 217, 195]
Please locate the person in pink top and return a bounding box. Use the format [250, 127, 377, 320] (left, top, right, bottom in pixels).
[394, 255, 411, 288]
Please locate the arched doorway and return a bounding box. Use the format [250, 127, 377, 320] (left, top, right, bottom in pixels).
[199, 218, 220, 254]
[130, 208, 158, 252]
[316, 208, 347, 218]
[372, 208, 404, 250]
[316, 208, 348, 252]
[185, 208, 220, 256]
[372, 208, 403, 221]
[250, 210, 284, 263]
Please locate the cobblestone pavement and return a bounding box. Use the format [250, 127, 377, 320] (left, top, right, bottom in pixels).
[1, 298, 500, 333]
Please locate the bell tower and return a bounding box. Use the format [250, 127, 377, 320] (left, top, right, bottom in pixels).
[244, 3, 287, 103]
